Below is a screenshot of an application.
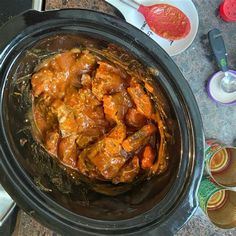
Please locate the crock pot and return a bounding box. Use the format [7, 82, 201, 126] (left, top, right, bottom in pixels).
[0, 9, 204, 235]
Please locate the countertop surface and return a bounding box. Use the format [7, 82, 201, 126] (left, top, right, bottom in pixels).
[1, 0, 236, 235]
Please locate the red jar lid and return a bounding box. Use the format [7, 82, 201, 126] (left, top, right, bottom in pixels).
[219, 0, 236, 22]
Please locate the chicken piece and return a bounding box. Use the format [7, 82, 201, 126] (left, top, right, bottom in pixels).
[77, 149, 89, 176]
[58, 135, 78, 168]
[32, 50, 81, 97]
[108, 123, 126, 143]
[49, 49, 94, 76]
[80, 124, 127, 179]
[112, 156, 140, 184]
[89, 151, 126, 179]
[31, 69, 55, 97]
[32, 50, 95, 99]
[65, 88, 100, 109]
[76, 128, 102, 149]
[51, 50, 77, 72]
[32, 67, 70, 99]
[77, 141, 101, 175]
[78, 140, 123, 181]
[77, 146, 103, 179]
[53, 50, 95, 88]
[70, 50, 96, 76]
[65, 88, 108, 139]
[127, 82, 153, 118]
[72, 89, 108, 133]
[87, 138, 126, 179]
[103, 92, 132, 122]
[74, 104, 108, 134]
[92, 61, 127, 101]
[63, 86, 80, 107]
[125, 108, 146, 128]
[122, 124, 157, 153]
[77, 88, 101, 107]
[45, 130, 60, 156]
[141, 145, 155, 169]
[55, 102, 78, 137]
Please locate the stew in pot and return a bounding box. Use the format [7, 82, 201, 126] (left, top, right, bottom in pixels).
[31, 46, 168, 186]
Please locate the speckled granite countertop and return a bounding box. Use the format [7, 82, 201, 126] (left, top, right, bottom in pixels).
[9, 0, 236, 235]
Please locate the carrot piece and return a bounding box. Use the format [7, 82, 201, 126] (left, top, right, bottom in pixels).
[141, 145, 155, 169]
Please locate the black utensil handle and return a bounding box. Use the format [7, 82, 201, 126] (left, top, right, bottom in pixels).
[208, 28, 228, 72]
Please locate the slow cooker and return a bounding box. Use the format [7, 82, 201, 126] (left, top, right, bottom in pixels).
[0, 9, 204, 235]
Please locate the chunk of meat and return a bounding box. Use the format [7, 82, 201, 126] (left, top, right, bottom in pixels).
[112, 156, 140, 184]
[77, 142, 101, 176]
[87, 139, 126, 179]
[108, 123, 126, 143]
[65, 88, 100, 108]
[127, 82, 153, 118]
[31, 69, 55, 97]
[141, 145, 155, 169]
[32, 68, 70, 99]
[81, 124, 127, 179]
[49, 49, 95, 77]
[77, 146, 103, 179]
[78, 88, 101, 108]
[58, 135, 78, 168]
[76, 128, 102, 149]
[54, 89, 107, 138]
[103, 92, 132, 122]
[75, 105, 108, 133]
[72, 89, 108, 133]
[122, 124, 157, 152]
[51, 50, 77, 72]
[45, 130, 60, 156]
[70, 50, 96, 76]
[63, 86, 80, 107]
[32, 50, 96, 99]
[125, 108, 146, 128]
[55, 102, 78, 137]
[65, 89, 108, 140]
[92, 61, 127, 101]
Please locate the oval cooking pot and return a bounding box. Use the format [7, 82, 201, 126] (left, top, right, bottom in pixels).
[0, 9, 204, 236]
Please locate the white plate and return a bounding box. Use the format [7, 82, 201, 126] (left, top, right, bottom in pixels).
[106, 0, 199, 56]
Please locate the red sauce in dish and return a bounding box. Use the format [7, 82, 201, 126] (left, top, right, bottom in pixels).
[139, 4, 191, 40]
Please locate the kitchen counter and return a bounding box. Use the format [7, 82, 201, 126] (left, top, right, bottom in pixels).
[2, 0, 236, 235]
